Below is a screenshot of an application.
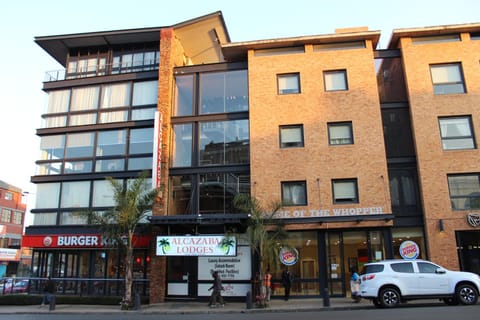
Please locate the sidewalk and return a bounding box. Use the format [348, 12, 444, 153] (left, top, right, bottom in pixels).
[0, 297, 447, 315]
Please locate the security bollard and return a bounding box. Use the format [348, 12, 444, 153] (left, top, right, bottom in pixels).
[49, 295, 56, 311]
[323, 288, 330, 307]
[134, 292, 141, 310]
[246, 291, 253, 309]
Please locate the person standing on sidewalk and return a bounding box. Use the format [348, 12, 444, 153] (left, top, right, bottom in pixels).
[41, 276, 55, 307]
[208, 271, 225, 307]
[264, 269, 272, 302]
[281, 268, 293, 301]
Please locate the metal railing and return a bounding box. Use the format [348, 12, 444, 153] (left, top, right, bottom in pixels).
[0, 277, 149, 297]
[44, 62, 159, 82]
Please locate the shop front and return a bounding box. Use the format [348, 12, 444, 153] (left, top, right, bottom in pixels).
[22, 231, 151, 296]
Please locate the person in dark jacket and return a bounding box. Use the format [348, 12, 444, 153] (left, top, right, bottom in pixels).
[281, 268, 293, 301]
[208, 271, 225, 307]
[41, 276, 55, 306]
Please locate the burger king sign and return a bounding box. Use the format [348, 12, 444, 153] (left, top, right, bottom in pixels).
[399, 240, 420, 260]
[279, 247, 298, 266]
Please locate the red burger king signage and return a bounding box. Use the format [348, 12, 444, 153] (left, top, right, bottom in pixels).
[22, 234, 151, 248]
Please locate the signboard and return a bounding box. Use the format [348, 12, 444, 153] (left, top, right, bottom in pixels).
[0, 248, 20, 261]
[399, 240, 420, 260]
[22, 234, 151, 248]
[276, 206, 384, 219]
[156, 235, 236, 256]
[279, 247, 299, 266]
[198, 246, 251, 280]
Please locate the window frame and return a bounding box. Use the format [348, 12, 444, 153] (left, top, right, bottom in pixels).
[281, 180, 308, 206]
[430, 63, 466, 95]
[324, 69, 348, 92]
[328, 122, 353, 145]
[332, 178, 359, 204]
[277, 73, 301, 95]
[448, 173, 480, 210]
[438, 116, 476, 150]
[279, 124, 304, 148]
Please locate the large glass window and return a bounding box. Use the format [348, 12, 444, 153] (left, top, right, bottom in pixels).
[95, 158, 124, 172]
[280, 125, 304, 148]
[169, 175, 192, 215]
[448, 174, 480, 210]
[132, 81, 158, 106]
[173, 75, 194, 116]
[127, 157, 152, 171]
[200, 70, 248, 114]
[199, 120, 249, 165]
[70, 86, 99, 111]
[328, 122, 353, 145]
[392, 228, 426, 259]
[92, 180, 115, 207]
[281, 181, 307, 206]
[35, 183, 60, 209]
[101, 83, 131, 108]
[44, 116, 67, 128]
[47, 90, 70, 113]
[65, 133, 94, 158]
[439, 116, 475, 150]
[430, 63, 465, 94]
[69, 113, 97, 126]
[129, 128, 153, 154]
[60, 181, 90, 208]
[324, 70, 348, 91]
[40, 135, 65, 160]
[199, 173, 250, 214]
[277, 73, 300, 94]
[172, 124, 192, 167]
[64, 160, 92, 174]
[332, 179, 358, 204]
[96, 130, 127, 156]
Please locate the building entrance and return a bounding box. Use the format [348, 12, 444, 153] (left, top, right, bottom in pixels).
[457, 231, 480, 275]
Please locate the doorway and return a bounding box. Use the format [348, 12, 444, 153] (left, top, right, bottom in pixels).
[457, 231, 480, 275]
[167, 256, 198, 298]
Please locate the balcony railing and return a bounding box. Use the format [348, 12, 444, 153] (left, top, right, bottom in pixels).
[44, 62, 159, 82]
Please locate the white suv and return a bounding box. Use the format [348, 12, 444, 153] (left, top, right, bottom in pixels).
[359, 259, 480, 308]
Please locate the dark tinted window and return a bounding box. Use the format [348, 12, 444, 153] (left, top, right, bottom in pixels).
[361, 264, 384, 275]
[391, 262, 414, 273]
[418, 262, 439, 273]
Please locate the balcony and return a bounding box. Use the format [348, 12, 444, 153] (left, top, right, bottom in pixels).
[44, 61, 159, 82]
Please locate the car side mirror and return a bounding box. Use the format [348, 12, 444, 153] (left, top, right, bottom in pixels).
[436, 268, 446, 274]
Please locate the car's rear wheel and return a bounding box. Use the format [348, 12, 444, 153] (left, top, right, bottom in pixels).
[378, 287, 401, 308]
[456, 283, 478, 305]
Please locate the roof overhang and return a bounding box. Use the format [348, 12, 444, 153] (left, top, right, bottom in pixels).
[388, 22, 480, 49]
[34, 11, 230, 66]
[222, 30, 381, 62]
[148, 213, 250, 225]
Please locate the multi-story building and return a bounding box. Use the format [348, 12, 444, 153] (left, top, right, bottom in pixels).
[0, 180, 26, 277]
[24, 11, 480, 303]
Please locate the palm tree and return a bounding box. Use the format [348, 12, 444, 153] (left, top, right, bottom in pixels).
[232, 194, 290, 300]
[87, 172, 158, 309]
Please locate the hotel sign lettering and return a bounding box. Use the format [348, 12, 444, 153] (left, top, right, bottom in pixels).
[276, 206, 384, 219]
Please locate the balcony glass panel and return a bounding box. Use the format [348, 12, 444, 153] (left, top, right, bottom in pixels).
[171, 124, 192, 167]
[65, 132, 94, 158]
[40, 135, 65, 160]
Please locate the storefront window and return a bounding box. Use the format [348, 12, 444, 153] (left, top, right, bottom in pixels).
[392, 227, 426, 259]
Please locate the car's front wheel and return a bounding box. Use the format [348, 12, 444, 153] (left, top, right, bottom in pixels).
[456, 283, 478, 305]
[378, 287, 401, 308]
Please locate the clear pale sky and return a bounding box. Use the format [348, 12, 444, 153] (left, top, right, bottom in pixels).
[1, 0, 479, 225]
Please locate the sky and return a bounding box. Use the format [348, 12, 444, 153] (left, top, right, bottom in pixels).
[1, 0, 479, 226]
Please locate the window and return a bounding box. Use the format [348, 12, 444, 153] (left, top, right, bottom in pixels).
[47, 90, 70, 114]
[439, 116, 475, 150]
[391, 262, 414, 273]
[280, 125, 304, 148]
[430, 63, 465, 94]
[65, 132, 94, 158]
[60, 181, 90, 208]
[4, 192, 13, 200]
[96, 130, 127, 156]
[100, 83, 131, 108]
[92, 180, 116, 207]
[313, 41, 365, 51]
[332, 179, 358, 203]
[13, 212, 22, 225]
[412, 34, 460, 45]
[255, 46, 305, 56]
[70, 86, 99, 111]
[132, 81, 158, 106]
[40, 135, 65, 160]
[129, 128, 153, 154]
[174, 75, 194, 116]
[1, 209, 11, 223]
[35, 183, 60, 209]
[277, 73, 300, 94]
[448, 174, 480, 210]
[281, 181, 307, 206]
[324, 70, 348, 91]
[199, 173, 250, 214]
[328, 122, 353, 145]
[200, 70, 248, 114]
[172, 124, 192, 167]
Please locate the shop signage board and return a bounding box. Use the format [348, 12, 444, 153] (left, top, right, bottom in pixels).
[156, 235, 236, 256]
[276, 206, 385, 219]
[22, 234, 151, 248]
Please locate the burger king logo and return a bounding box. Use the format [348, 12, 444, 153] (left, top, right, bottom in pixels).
[279, 247, 298, 266]
[43, 236, 53, 247]
[399, 240, 419, 260]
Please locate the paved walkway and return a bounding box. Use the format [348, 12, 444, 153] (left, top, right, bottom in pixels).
[0, 297, 449, 314]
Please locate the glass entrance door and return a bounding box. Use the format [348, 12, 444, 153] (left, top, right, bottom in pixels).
[167, 256, 198, 297]
[457, 231, 480, 274]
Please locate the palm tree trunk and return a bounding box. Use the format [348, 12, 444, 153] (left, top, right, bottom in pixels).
[124, 231, 133, 305]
